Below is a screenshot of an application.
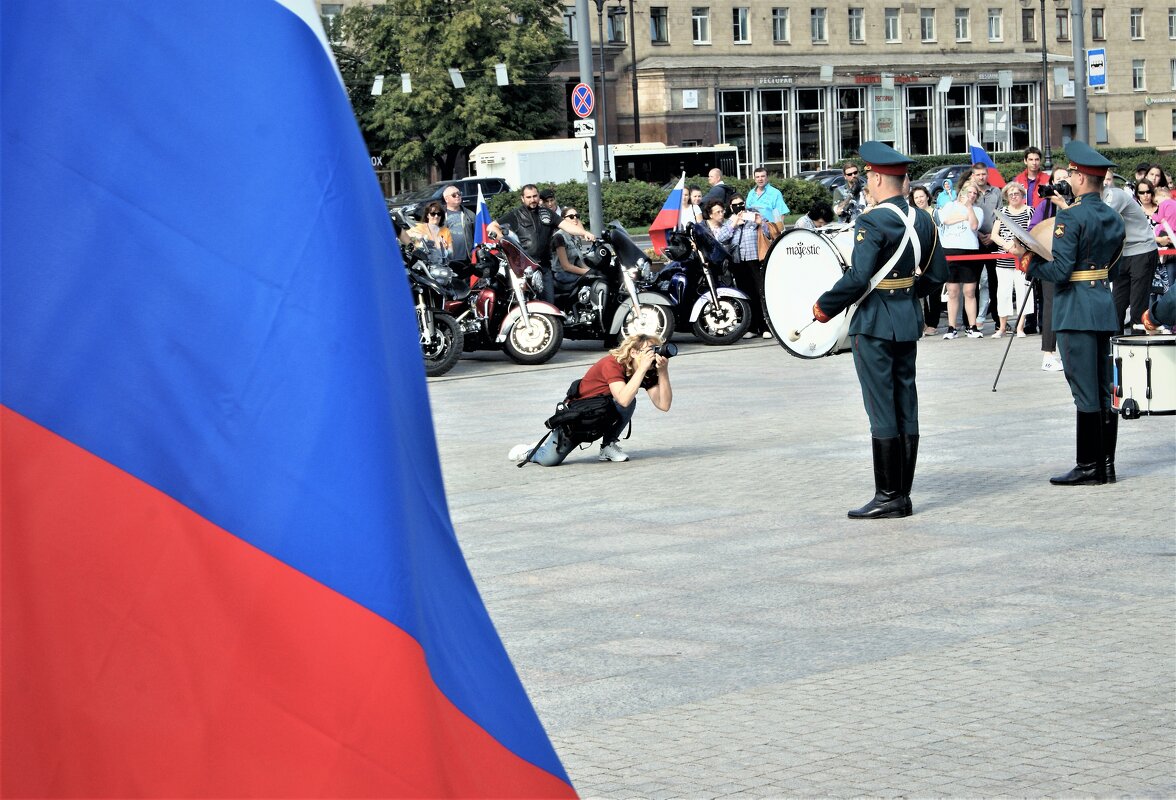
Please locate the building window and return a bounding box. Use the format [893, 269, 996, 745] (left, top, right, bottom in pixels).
[988, 8, 1003, 41]
[692, 7, 710, 44]
[955, 8, 970, 40]
[836, 87, 866, 161]
[1135, 110, 1147, 141]
[757, 89, 788, 172]
[906, 85, 934, 155]
[733, 7, 750, 43]
[1171, 109, 1176, 139]
[719, 90, 753, 176]
[848, 7, 865, 42]
[885, 8, 901, 42]
[562, 6, 578, 41]
[650, 6, 669, 43]
[320, 2, 343, 39]
[1129, 7, 1144, 38]
[811, 8, 827, 42]
[1091, 8, 1105, 40]
[1009, 83, 1033, 150]
[944, 85, 971, 153]
[772, 8, 790, 43]
[1022, 8, 1036, 41]
[607, 9, 626, 42]
[1170, 7, 1176, 38]
[1170, 58, 1176, 89]
[1094, 112, 1108, 143]
[795, 88, 828, 170]
[1133, 59, 1146, 90]
[920, 8, 936, 41]
[1057, 10, 1070, 41]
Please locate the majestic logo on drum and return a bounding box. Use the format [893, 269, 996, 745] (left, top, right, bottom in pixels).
[784, 243, 822, 259]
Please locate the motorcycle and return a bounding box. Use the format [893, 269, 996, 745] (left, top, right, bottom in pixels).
[402, 245, 467, 377]
[555, 222, 676, 346]
[446, 232, 565, 365]
[647, 223, 753, 345]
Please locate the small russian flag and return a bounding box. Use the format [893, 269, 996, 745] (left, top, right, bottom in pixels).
[473, 183, 493, 245]
[967, 130, 1006, 189]
[648, 173, 689, 255]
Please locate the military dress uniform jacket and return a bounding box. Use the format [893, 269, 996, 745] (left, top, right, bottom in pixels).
[1027, 193, 1124, 332]
[817, 197, 948, 341]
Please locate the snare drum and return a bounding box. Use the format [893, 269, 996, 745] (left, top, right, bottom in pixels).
[763, 227, 855, 358]
[1111, 334, 1176, 417]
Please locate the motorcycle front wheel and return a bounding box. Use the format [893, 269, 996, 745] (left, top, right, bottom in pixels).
[693, 297, 751, 345]
[619, 304, 675, 343]
[421, 313, 463, 377]
[504, 313, 564, 364]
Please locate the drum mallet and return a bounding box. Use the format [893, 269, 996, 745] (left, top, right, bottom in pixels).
[992, 277, 1038, 392]
[788, 318, 818, 342]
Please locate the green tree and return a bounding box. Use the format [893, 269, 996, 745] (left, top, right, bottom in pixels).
[333, 0, 567, 180]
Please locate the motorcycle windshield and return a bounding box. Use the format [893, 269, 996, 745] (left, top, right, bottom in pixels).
[494, 231, 540, 277]
[689, 222, 728, 267]
[606, 222, 649, 270]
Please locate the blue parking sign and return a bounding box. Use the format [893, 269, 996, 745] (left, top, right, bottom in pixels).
[1087, 48, 1106, 88]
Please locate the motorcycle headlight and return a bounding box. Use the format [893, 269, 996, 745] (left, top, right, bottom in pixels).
[427, 264, 456, 281]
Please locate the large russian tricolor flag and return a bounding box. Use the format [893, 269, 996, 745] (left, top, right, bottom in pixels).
[967, 130, 1007, 189]
[1, 2, 575, 797]
[648, 174, 689, 255]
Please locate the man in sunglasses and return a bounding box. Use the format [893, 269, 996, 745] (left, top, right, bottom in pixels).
[833, 162, 866, 223]
[487, 184, 594, 303]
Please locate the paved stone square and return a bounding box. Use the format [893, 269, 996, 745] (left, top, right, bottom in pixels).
[428, 330, 1175, 798]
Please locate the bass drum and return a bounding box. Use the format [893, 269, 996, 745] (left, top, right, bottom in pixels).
[763, 227, 856, 359]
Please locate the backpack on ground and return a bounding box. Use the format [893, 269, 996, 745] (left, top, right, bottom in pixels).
[517, 379, 628, 467]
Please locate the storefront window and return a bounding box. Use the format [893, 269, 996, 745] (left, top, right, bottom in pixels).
[943, 85, 971, 154]
[836, 88, 865, 161]
[795, 89, 827, 171]
[757, 90, 788, 172]
[719, 90, 752, 175]
[905, 86, 934, 155]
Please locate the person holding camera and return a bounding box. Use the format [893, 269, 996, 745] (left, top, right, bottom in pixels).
[1029, 166, 1074, 371]
[834, 162, 866, 223]
[1011, 141, 1125, 486]
[811, 142, 948, 519]
[509, 334, 673, 466]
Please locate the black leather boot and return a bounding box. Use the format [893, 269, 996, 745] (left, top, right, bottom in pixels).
[1102, 409, 1118, 483]
[1050, 411, 1106, 485]
[899, 434, 919, 516]
[848, 437, 909, 518]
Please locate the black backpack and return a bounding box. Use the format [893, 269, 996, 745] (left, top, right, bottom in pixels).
[517, 379, 628, 467]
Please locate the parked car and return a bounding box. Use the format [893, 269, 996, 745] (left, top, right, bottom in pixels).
[389, 177, 511, 220]
[796, 169, 841, 183]
[910, 164, 972, 202]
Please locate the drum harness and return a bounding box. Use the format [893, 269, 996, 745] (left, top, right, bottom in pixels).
[855, 204, 922, 304]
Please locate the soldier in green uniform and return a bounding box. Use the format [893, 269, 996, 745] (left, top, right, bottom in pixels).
[1013, 141, 1125, 485]
[812, 142, 948, 519]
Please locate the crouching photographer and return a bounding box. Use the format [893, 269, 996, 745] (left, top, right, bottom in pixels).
[509, 334, 674, 466]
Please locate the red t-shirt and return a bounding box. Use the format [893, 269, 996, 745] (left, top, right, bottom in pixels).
[577, 355, 626, 399]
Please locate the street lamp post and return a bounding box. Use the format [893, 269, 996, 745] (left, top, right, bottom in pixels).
[627, 0, 639, 142]
[592, 0, 623, 180]
[1039, 0, 1052, 168]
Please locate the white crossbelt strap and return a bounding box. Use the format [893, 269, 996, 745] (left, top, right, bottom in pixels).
[856, 204, 921, 303]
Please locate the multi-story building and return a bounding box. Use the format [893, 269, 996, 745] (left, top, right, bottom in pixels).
[557, 1, 1175, 175]
[320, 1, 1175, 178]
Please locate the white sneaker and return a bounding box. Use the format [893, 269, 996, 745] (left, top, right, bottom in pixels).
[990, 331, 1003, 339]
[598, 442, 629, 462]
[1041, 357, 1064, 372]
[763, 331, 774, 339]
[966, 327, 984, 339]
[943, 328, 959, 340]
[507, 443, 531, 462]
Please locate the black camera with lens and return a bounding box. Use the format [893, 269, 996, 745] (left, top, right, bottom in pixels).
[1038, 181, 1074, 202]
[640, 342, 678, 388]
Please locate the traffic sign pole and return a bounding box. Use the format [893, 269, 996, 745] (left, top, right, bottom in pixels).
[574, 0, 603, 235]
